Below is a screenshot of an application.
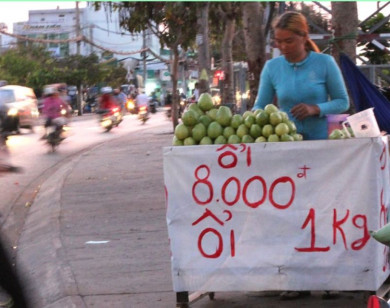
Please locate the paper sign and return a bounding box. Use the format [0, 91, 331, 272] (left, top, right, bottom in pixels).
[163, 137, 390, 292]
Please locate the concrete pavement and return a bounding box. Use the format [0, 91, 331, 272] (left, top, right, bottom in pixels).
[15, 112, 370, 307]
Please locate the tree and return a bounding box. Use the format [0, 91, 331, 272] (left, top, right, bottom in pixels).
[0, 43, 125, 104]
[196, 2, 211, 95]
[331, 2, 358, 63]
[55, 53, 127, 114]
[55, 53, 111, 87]
[242, 2, 266, 110]
[96, 2, 198, 129]
[359, 13, 390, 64]
[211, 2, 241, 109]
[331, 2, 358, 114]
[0, 45, 53, 93]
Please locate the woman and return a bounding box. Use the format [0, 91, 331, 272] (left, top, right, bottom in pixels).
[41, 86, 65, 140]
[253, 11, 349, 140]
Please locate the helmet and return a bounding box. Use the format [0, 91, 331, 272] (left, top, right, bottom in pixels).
[58, 86, 67, 93]
[44, 86, 58, 96]
[101, 86, 112, 94]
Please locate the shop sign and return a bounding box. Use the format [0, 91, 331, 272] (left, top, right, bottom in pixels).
[160, 70, 171, 81]
[214, 70, 225, 81]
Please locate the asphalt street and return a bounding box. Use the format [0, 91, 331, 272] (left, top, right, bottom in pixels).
[10, 111, 373, 307]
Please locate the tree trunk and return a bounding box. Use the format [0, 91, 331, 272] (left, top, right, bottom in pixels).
[221, 6, 235, 108]
[171, 47, 180, 130]
[242, 2, 266, 110]
[331, 2, 358, 114]
[331, 2, 358, 64]
[196, 2, 210, 94]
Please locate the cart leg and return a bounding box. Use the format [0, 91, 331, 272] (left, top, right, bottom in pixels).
[176, 291, 189, 308]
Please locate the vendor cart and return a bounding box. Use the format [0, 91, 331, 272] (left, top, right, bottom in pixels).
[163, 136, 390, 307]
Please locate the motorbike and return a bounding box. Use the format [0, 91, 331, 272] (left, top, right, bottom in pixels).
[138, 105, 149, 124]
[165, 97, 186, 119]
[148, 98, 158, 114]
[100, 107, 122, 132]
[179, 96, 188, 118]
[43, 105, 71, 151]
[45, 116, 68, 152]
[126, 97, 138, 114]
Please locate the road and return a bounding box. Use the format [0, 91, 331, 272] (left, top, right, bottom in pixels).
[0, 111, 170, 254]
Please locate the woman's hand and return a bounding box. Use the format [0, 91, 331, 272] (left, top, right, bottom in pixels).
[290, 103, 320, 121]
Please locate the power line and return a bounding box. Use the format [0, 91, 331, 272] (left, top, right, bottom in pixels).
[90, 36, 139, 46]
[0, 28, 176, 65]
[0, 28, 148, 56]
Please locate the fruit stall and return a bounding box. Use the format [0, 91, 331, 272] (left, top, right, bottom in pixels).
[164, 95, 390, 307]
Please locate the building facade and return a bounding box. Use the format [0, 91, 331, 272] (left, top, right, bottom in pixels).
[13, 4, 161, 61]
[10, 4, 171, 94]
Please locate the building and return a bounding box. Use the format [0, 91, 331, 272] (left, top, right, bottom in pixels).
[0, 23, 15, 53]
[12, 3, 169, 94]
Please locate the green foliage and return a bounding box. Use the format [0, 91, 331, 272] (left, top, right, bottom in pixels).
[209, 3, 242, 64]
[359, 13, 390, 64]
[0, 45, 126, 95]
[94, 1, 199, 128]
[116, 2, 197, 50]
[54, 53, 107, 87]
[0, 45, 53, 92]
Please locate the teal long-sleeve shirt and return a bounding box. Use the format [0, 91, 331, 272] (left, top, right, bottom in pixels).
[253, 51, 349, 140]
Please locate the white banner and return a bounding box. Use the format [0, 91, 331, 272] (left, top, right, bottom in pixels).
[163, 137, 390, 292]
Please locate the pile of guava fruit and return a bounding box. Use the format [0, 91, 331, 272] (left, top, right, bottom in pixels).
[328, 127, 355, 139]
[173, 93, 303, 146]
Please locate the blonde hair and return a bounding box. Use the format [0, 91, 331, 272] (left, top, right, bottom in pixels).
[273, 11, 320, 53]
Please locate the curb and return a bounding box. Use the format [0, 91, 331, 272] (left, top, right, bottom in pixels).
[16, 155, 85, 308]
[16, 120, 173, 308]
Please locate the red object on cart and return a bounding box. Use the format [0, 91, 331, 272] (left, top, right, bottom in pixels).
[367, 295, 390, 308]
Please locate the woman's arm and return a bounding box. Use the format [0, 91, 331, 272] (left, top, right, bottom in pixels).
[317, 56, 350, 116]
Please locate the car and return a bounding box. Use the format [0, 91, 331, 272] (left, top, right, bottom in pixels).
[0, 85, 39, 134]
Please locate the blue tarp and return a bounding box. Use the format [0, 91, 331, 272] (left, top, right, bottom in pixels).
[340, 53, 390, 133]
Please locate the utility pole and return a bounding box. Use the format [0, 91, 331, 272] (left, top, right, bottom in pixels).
[75, 1, 82, 116]
[89, 25, 94, 54]
[142, 30, 147, 90]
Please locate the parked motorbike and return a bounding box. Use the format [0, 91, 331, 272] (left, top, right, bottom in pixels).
[99, 107, 122, 132]
[138, 105, 149, 124]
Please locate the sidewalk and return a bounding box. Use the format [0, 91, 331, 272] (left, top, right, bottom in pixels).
[15, 116, 369, 308]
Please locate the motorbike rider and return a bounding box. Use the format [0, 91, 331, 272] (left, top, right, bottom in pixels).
[113, 88, 127, 115]
[135, 88, 149, 111]
[97, 87, 118, 114]
[41, 86, 66, 140]
[192, 82, 200, 103]
[58, 85, 72, 112]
